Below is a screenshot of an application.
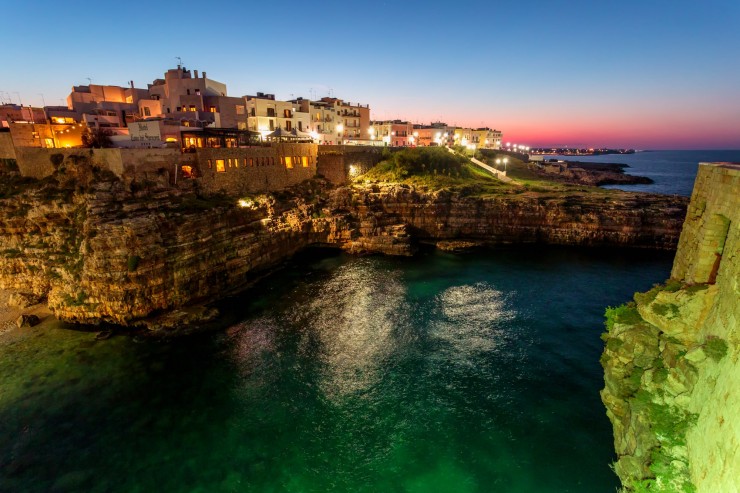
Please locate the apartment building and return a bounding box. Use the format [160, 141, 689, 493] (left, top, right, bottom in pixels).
[246, 93, 310, 138]
[319, 98, 370, 142]
[146, 66, 248, 130]
[370, 120, 414, 146]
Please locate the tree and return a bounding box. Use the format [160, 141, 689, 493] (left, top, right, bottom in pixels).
[81, 127, 114, 148]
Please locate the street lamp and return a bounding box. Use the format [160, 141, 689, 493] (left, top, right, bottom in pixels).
[336, 123, 344, 145]
[503, 158, 509, 174]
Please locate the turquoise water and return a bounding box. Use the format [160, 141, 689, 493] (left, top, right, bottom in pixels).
[546, 149, 740, 196]
[0, 247, 674, 492]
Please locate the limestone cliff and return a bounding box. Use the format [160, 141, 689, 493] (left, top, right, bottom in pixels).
[601, 163, 739, 492]
[333, 183, 686, 250]
[1, 158, 688, 331]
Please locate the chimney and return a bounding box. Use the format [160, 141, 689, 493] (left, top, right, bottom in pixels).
[194, 70, 198, 78]
[202, 71, 207, 79]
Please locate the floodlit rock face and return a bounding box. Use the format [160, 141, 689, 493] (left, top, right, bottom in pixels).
[601, 163, 739, 493]
[334, 183, 686, 249]
[1, 163, 688, 330]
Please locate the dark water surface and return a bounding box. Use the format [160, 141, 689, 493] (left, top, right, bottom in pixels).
[0, 247, 674, 492]
[546, 149, 740, 196]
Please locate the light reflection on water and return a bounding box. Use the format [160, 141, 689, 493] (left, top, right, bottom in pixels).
[230, 263, 518, 404]
[1, 248, 675, 492]
[433, 283, 516, 361]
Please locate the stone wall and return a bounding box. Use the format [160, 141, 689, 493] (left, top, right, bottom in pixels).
[13, 147, 180, 182]
[194, 143, 318, 195]
[601, 162, 739, 493]
[0, 131, 16, 159]
[671, 163, 738, 284]
[317, 145, 385, 185]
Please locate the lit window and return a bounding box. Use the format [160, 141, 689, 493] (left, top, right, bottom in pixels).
[302, 156, 308, 167]
[216, 159, 225, 172]
[207, 159, 212, 168]
[244, 159, 248, 167]
[227, 158, 232, 167]
[249, 158, 254, 167]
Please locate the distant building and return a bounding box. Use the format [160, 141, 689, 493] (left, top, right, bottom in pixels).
[145, 66, 247, 130]
[370, 120, 413, 146]
[0, 104, 46, 126]
[318, 98, 370, 142]
[246, 93, 310, 138]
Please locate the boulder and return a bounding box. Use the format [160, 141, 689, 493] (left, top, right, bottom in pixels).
[7, 292, 42, 309]
[15, 314, 41, 328]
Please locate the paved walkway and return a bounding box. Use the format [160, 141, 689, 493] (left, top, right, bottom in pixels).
[447, 148, 520, 185]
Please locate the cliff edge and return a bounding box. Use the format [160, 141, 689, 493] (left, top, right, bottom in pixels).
[0, 155, 688, 331]
[601, 162, 739, 492]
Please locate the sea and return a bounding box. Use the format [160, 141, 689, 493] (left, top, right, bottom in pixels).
[0, 150, 727, 492]
[543, 149, 740, 196]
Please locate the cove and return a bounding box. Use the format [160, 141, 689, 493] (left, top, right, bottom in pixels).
[0, 246, 673, 492]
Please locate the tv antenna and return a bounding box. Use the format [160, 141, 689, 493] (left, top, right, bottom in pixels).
[86, 77, 93, 85]
[176, 56, 183, 67]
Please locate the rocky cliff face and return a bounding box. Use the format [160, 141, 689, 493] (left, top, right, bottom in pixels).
[0, 163, 688, 331]
[334, 183, 686, 250]
[601, 163, 739, 493]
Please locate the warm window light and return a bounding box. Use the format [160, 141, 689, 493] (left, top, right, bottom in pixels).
[238, 199, 254, 208]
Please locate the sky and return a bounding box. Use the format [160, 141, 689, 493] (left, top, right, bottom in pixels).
[2, 0, 739, 149]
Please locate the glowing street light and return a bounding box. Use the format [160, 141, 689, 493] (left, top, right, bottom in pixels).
[336, 123, 344, 144]
[503, 157, 509, 174]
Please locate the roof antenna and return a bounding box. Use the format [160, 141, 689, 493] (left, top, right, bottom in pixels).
[176, 56, 182, 68]
[86, 77, 93, 85]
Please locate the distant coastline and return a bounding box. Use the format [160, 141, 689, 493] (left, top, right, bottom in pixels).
[530, 148, 635, 156]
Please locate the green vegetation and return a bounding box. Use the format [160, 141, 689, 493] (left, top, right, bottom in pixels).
[704, 336, 728, 362]
[360, 147, 511, 195]
[684, 283, 709, 295]
[363, 147, 475, 181]
[652, 303, 679, 318]
[626, 389, 699, 493]
[127, 255, 141, 272]
[62, 291, 89, 307]
[604, 302, 643, 331]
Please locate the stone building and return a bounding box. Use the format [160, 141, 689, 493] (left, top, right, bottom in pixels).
[193, 143, 319, 194]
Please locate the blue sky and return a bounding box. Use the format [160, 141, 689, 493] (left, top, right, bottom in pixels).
[2, 0, 739, 148]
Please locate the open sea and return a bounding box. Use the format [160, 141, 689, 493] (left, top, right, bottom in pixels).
[544, 149, 740, 196]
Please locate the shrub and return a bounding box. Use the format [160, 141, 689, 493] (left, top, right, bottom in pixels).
[604, 302, 642, 331]
[127, 255, 141, 272]
[704, 336, 728, 362]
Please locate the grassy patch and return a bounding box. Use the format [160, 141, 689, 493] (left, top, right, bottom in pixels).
[605, 302, 643, 331]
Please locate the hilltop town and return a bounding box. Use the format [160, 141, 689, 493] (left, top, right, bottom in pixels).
[1, 65, 505, 192]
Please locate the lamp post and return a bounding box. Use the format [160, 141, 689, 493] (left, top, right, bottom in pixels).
[503, 158, 509, 175]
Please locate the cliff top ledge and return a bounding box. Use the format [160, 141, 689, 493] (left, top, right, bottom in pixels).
[699, 161, 740, 170]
